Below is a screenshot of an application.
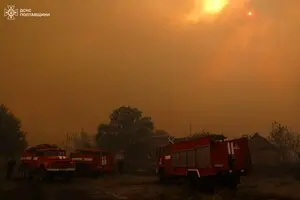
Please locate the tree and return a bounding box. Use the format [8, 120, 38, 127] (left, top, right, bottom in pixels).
[268, 121, 300, 151]
[96, 106, 154, 160]
[0, 104, 27, 157]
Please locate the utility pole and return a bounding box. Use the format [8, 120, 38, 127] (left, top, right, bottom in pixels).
[189, 124, 192, 136]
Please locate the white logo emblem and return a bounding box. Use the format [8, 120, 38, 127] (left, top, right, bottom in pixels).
[4, 5, 51, 20]
[4, 5, 18, 20]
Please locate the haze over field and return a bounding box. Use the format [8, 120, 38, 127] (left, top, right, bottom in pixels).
[1, 0, 299, 144]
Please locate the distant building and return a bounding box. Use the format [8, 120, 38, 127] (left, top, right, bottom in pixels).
[151, 135, 171, 147]
[249, 133, 299, 166]
[61, 131, 95, 155]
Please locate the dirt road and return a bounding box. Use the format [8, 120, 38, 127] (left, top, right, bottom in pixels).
[0, 179, 96, 200]
[1, 175, 299, 200]
[0, 176, 221, 200]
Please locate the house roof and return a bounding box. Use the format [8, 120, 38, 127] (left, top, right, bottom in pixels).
[151, 135, 171, 147]
[249, 133, 280, 151]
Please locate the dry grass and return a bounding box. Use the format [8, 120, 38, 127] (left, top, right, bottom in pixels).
[239, 175, 300, 200]
[240, 164, 300, 199]
[86, 170, 300, 200]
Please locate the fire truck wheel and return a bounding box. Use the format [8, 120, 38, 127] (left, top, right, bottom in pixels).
[37, 166, 48, 181]
[186, 171, 199, 189]
[227, 175, 240, 191]
[158, 168, 166, 183]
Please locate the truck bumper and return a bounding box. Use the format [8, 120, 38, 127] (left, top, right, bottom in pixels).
[46, 168, 76, 172]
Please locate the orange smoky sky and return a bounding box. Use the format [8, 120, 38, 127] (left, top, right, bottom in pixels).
[0, 0, 299, 145]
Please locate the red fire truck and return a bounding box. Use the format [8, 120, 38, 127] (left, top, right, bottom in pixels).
[18, 144, 75, 181]
[156, 136, 251, 189]
[70, 148, 114, 177]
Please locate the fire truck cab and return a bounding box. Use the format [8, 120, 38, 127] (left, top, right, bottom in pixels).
[70, 148, 114, 177]
[156, 136, 251, 189]
[19, 144, 75, 181]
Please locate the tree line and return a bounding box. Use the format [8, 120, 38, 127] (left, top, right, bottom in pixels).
[0, 103, 299, 160]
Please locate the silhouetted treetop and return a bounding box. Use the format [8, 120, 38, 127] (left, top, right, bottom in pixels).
[96, 106, 154, 152]
[0, 104, 27, 156]
[268, 121, 300, 152]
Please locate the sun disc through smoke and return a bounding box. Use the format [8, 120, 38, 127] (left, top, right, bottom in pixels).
[185, 0, 229, 23]
[203, 0, 229, 14]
